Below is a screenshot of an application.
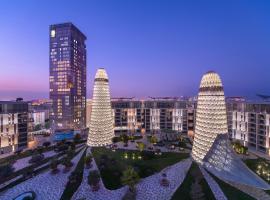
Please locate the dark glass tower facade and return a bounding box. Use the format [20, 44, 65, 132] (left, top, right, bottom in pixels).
[49, 23, 87, 132]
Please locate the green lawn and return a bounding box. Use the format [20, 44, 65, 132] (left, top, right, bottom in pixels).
[60, 149, 86, 200]
[210, 172, 256, 200]
[171, 162, 215, 200]
[91, 147, 189, 190]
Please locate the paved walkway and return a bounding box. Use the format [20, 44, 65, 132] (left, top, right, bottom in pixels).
[72, 147, 127, 200]
[0, 147, 86, 200]
[136, 158, 192, 200]
[73, 150, 192, 200]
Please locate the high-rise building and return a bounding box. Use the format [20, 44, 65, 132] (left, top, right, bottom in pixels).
[49, 23, 87, 133]
[227, 98, 270, 156]
[0, 100, 28, 154]
[111, 97, 195, 135]
[192, 71, 269, 190]
[87, 68, 114, 146]
[192, 71, 228, 163]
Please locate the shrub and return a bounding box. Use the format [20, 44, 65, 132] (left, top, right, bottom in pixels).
[29, 153, 44, 164]
[43, 141, 51, 148]
[50, 159, 59, 174]
[0, 163, 14, 179]
[56, 144, 69, 152]
[84, 154, 93, 168]
[120, 134, 129, 144]
[88, 170, 100, 191]
[137, 142, 145, 152]
[62, 157, 73, 168]
[67, 149, 75, 159]
[112, 137, 119, 143]
[36, 146, 44, 154]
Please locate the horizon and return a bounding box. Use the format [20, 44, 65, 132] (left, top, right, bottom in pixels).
[1, 0, 270, 100]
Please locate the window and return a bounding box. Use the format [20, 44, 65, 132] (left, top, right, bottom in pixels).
[51, 30, 56, 38]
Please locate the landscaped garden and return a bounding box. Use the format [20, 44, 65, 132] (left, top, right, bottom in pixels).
[209, 172, 256, 200]
[171, 162, 215, 200]
[91, 147, 189, 189]
[0, 140, 85, 193]
[232, 140, 248, 155]
[245, 158, 270, 183]
[60, 149, 86, 200]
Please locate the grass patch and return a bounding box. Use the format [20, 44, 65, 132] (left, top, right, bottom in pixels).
[209, 172, 255, 200]
[171, 162, 215, 200]
[60, 149, 86, 200]
[92, 147, 189, 190]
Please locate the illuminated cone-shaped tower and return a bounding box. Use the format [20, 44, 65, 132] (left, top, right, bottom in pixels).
[87, 68, 114, 146]
[191, 71, 270, 190]
[192, 71, 228, 163]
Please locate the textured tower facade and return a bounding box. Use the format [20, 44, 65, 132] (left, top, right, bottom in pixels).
[192, 71, 228, 163]
[87, 68, 114, 146]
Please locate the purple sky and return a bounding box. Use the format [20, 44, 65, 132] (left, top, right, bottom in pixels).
[0, 0, 270, 100]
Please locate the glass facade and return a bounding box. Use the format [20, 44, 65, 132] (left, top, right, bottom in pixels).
[49, 23, 87, 131]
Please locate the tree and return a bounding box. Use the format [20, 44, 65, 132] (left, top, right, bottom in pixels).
[149, 135, 158, 144]
[45, 119, 50, 129]
[121, 134, 129, 144]
[34, 124, 42, 131]
[50, 159, 59, 174]
[137, 142, 145, 152]
[88, 170, 100, 191]
[121, 166, 140, 193]
[43, 141, 51, 148]
[62, 156, 73, 171]
[67, 149, 75, 159]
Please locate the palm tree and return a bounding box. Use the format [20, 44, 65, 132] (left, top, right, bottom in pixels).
[121, 166, 140, 193]
[137, 142, 145, 152]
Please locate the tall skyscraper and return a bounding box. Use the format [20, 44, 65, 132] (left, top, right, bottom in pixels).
[87, 68, 114, 146]
[49, 23, 87, 133]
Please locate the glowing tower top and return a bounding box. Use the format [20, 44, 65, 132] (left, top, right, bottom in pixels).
[192, 71, 228, 163]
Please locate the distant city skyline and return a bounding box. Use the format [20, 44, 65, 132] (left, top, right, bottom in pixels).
[1, 0, 270, 100]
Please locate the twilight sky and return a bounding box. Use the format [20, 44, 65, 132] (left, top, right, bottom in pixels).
[0, 0, 270, 100]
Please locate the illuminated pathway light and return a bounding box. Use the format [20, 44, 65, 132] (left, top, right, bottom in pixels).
[87, 68, 114, 146]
